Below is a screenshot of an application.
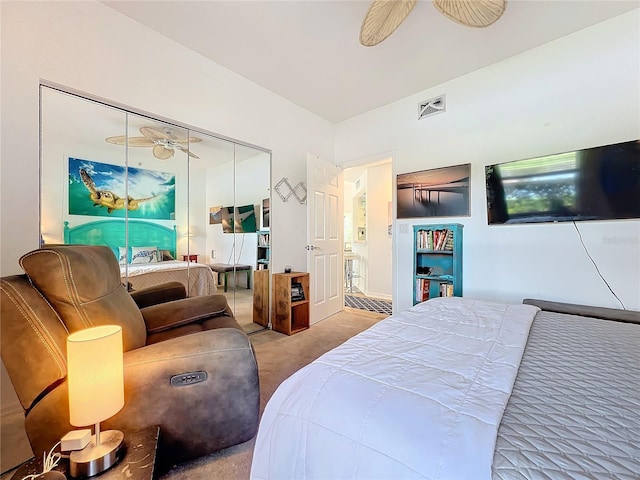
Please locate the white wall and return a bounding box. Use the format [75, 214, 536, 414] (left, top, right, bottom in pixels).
[365, 163, 393, 299]
[335, 10, 640, 312]
[0, 1, 334, 277]
[204, 154, 269, 268]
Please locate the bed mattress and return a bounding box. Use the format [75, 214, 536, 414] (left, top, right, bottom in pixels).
[121, 261, 216, 296]
[493, 310, 640, 479]
[251, 297, 540, 479]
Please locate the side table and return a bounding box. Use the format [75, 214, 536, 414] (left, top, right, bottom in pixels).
[11, 426, 159, 480]
[182, 254, 198, 263]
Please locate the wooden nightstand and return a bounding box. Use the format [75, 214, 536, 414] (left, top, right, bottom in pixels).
[182, 254, 198, 263]
[272, 272, 310, 335]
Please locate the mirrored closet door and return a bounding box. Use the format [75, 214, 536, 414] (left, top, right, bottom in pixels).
[40, 85, 271, 333]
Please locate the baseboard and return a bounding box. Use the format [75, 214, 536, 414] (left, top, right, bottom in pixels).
[360, 291, 392, 301]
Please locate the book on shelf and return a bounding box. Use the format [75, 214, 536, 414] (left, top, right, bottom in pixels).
[416, 278, 431, 303]
[439, 282, 454, 297]
[416, 228, 454, 251]
[291, 282, 305, 302]
[258, 233, 270, 246]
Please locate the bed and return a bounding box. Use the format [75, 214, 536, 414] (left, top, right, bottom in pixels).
[63, 220, 216, 296]
[250, 296, 640, 479]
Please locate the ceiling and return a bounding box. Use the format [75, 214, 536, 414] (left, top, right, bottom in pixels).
[42, 87, 268, 173]
[102, 1, 637, 124]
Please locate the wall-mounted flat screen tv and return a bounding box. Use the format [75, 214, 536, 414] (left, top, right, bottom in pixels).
[485, 139, 640, 225]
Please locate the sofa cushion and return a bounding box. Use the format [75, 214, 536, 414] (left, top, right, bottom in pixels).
[141, 294, 235, 334]
[20, 245, 147, 351]
[0, 275, 69, 411]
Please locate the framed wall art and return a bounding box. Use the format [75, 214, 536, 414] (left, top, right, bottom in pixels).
[68, 157, 176, 220]
[397, 163, 470, 219]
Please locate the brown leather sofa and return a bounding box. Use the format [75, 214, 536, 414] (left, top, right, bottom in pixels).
[0, 245, 260, 470]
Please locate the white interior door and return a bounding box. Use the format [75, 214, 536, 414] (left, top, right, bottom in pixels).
[307, 154, 343, 324]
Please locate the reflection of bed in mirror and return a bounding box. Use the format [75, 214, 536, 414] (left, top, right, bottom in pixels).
[63, 220, 216, 296]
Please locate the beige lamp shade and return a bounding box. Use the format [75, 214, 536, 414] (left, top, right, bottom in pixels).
[67, 325, 124, 427]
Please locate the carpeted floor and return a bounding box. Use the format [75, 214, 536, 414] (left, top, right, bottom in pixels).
[345, 294, 393, 315]
[157, 308, 387, 479]
[0, 308, 385, 480]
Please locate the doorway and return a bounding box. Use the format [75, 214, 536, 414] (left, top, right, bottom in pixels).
[343, 159, 393, 315]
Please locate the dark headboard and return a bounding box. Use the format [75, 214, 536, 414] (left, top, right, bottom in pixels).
[63, 219, 177, 258]
[523, 298, 640, 325]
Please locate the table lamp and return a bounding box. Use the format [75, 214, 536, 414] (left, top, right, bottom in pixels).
[66, 325, 125, 478]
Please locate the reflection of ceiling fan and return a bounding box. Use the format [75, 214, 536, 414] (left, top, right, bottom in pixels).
[105, 127, 201, 160]
[360, 0, 506, 46]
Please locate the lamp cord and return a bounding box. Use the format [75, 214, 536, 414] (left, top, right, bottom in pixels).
[226, 233, 246, 264]
[20, 441, 62, 480]
[573, 221, 625, 309]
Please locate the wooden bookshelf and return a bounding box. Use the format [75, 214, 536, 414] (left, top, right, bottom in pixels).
[272, 272, 310, 335]
[413, 224, 463, 305]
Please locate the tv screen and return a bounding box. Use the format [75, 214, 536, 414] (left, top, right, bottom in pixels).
[485, 139, 640, 225]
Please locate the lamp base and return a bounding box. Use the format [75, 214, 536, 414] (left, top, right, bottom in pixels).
[69, 430, 124, 478]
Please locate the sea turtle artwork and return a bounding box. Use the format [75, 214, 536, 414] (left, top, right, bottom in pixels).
[80, 168, 156, 214]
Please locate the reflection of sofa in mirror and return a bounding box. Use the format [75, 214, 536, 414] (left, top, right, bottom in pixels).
[0, 245, 260, 469]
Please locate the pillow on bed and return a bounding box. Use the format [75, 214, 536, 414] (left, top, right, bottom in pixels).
[159, 249, 175, 261]
[130, 246, 159, 264]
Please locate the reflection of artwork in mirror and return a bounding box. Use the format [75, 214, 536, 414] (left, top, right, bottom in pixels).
[209, 205, 222, 225]
[220, 207, 235, 233]
[236, 204, 257, 233]
[220, 204, 257, 233]
[261, 198, 270, 230]
[68, 158, 176, 219]
[397, 163, 470, 219]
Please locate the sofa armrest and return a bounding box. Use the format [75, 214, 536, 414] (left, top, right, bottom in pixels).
[122, 329, 259, 466]
[130, 282, 187, 309]
[24, 328, 260, 467]
[140, 294, 232, 333]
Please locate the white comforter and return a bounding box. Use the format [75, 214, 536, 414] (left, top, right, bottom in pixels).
[120, 261, 217, 296]
[250, 297, 539, 480]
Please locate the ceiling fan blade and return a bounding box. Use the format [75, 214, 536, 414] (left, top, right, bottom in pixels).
[105, 135, 127, 145]
[105, 135, 155, 147]
[433, 0, 506, 28]
[174, 136, 202, 145]
[153, 145, 174, 160]
[176, 145, 200, 159]
[125, 137, 156, 147]
[360, 0, 417, 47]
[140, 126, 170, 141]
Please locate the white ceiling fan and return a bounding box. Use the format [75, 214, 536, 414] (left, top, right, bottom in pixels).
[105, 127, 201, 160]
[360, 0, 507, 46]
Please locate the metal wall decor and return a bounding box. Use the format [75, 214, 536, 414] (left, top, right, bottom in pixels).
[274, 177, 307, 204]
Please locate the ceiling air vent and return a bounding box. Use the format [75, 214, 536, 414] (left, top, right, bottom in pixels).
[418, 95, 446, 120]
